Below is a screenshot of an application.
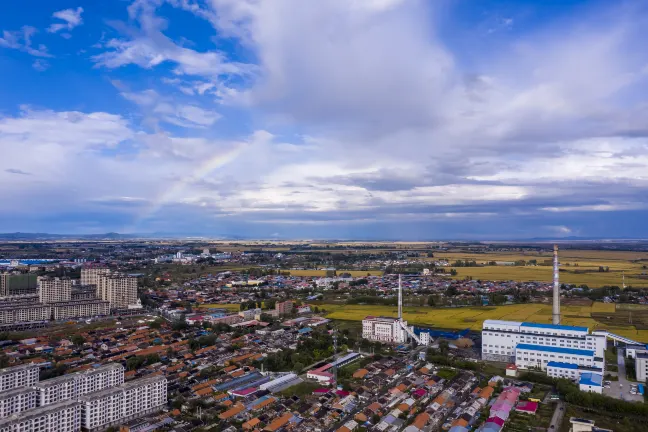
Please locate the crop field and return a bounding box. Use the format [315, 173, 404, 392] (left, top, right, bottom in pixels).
[287, 269, 383, 277]
[195, 303, 240, 311]
[320, 302, 648, 342]
[430, 249, 648, 288]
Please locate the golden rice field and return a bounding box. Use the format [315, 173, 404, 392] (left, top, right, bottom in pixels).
[321, 302, 648, 342]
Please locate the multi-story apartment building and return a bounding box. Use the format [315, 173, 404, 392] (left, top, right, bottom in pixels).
[0, 304, 50, 324]
[362, 316, 408, 344]
[38, 277, 72, 304]
[0, 400, 81, 432]
[80, 268, 138, 309]
[0, 294, 39, 306]
[275, 301, 294, 316]
[0, 387, 38, 419]
[71, 286, 97, 301]
[481, 320, 606, 363]
[0, 365, 40, 392]
[35, 364, 124, 406]
[51, 300, 110, 320]
[79, 375, 167, 432]
[0, 274, 37, 297]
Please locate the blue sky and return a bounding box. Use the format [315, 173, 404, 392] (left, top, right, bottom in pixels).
[1, 0, 648, 239]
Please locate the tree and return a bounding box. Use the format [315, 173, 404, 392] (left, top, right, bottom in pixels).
[450, 269, 458, 276]
[71, 335, 85, 346]
[427, 295, 435, 306]
[293, 362, 304, 373]
[149, 319, 162, 330]
[438, 339, 449, 355]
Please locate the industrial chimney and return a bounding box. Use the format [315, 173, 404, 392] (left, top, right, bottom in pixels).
[552, 244, 561, 325]
[398, 274, 403, 321]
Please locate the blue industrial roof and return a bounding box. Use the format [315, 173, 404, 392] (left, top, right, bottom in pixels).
[521, 322, 588, 332]
[579, 372, 603, 387]
[546, 361, 579, 370]
[515, 343, 594, 357]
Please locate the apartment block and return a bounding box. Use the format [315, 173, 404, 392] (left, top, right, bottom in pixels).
[80, 268, 138, 309]
[35, 363, 124, 406]
[0, 387, 38, 419]
[38, 277, 72, 304]
[275, 301, 294, 316]
[0, 274, 37, 297]
[71, 285, 97, 301]
[51, 300, 110, 320]
[0, 304, 50, 324]
[0, 400, 81, 432]
[79, 375, 167, 432]
[0, 364, 40, 392]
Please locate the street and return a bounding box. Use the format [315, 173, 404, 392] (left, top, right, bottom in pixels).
[549, 401, 565, 430]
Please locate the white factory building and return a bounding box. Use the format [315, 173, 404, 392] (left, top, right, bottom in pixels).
[481, 320, 606, 363]
[626, 344, 648, 383]
[362, 316, 409, 344]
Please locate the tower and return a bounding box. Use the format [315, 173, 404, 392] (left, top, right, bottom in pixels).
[552, 244, 561, 325]
[398, 274, 403, 321]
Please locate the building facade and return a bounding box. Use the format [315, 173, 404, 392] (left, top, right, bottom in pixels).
[0, 274, 37, 297]
[275, 301, 294, 316]
[79, 375, 167, 432]
[0, 400, 81, 432]
[0, 365, 40, 392]
[51, 300, 110, 320]
[35, 364, 124, 406]
[481, 320, 606, 363]
[0, 388, 38, 419]
[362, 316, 408, 344]
[38, 277, 72, 304]
[0, 304, 50, 324]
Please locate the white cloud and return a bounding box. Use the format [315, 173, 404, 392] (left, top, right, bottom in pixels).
[48, 7, 84, 33]
[0, 26, 51, 57]
[32, 59, 49, 71]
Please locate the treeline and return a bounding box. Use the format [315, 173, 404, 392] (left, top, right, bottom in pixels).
[347, 296, 398, 306]
[518, 372, 648, 417]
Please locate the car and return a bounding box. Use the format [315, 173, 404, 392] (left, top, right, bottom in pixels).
[560, 407, 564, 411]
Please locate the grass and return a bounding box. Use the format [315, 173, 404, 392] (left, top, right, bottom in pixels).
[503, 401, 554, 431]
[278, 381, 320, 397]
[436, 368, 458, 380]
[320, 302, 648, 342]
[560, 404, 646, 432]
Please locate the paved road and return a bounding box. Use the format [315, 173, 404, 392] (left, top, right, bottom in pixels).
[602, 348, 644, 402]
[549, 401, 565, 430]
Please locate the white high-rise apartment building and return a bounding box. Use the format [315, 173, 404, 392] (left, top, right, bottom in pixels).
[79, 375, 167, 431]
[35, 364, 124, 406]
[362, 316, 408, 344]
[80, 268, 138, 309]
[0, 365, 39, 392]
[0, 400, 81, 432]
[37, 277, 72, 304]
[0, 387, 38, 419]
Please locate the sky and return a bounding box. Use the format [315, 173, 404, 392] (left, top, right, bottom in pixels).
[1, 0, 648, 240]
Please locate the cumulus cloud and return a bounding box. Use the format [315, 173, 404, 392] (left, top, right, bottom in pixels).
[48, 7, 84, 34]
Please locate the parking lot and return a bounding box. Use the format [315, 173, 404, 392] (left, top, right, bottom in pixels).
[602, 350, 644, 402]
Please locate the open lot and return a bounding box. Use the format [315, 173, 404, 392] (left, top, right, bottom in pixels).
[319, 302, 648, 342]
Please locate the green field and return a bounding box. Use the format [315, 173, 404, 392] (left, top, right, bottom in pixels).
[288, 269, 383, 277]
[321, 302, 648, 342]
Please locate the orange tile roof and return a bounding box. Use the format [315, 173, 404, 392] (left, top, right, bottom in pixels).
[412, 412, 430, 429]
[218, 403, 245, 420]
[353, 369, 368, 379]
[243, 418, 261, 430]
[264, 412, 292, 432]
[195, 387, 214, 396]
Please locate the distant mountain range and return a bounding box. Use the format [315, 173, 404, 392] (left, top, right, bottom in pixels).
[0, 232, 140, 240]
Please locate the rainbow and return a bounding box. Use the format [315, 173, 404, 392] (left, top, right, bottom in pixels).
[131, 143, 246, 228]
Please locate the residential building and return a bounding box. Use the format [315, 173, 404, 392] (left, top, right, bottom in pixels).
[0, 304, 50, 324]
[362, 316, 407, 344]
[35, 364, 124, 406]
[0, 400, 81, 432]
[0, 364, 40, 392]
[0, 387, 38, 419]
[0, 274, 37, 297]
[275, 301, 294, 316]
[80, 267, 110, 289]
[239, 308, 262, 321]
[38, 277, 72, 304]
[79, 375, 167, 432]
[51, 300, 110, 320]
[81, 268, 139, 309]
[71, 286, 97, 301]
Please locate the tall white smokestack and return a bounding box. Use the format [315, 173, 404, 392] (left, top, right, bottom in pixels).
[552, 244, 561, 325]
[398, 274, 403, 321]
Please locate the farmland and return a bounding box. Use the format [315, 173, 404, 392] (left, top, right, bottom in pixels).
[319, 302, 648, 342]
[433, 250, 648, 288]
[287, 269, 383, 277]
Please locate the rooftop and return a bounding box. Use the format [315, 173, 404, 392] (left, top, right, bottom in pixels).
[516, 343, 594, 357]
[521, 322, 589, 332]
[546, 361, 578, 370]
[0, 363, 40, 376]
[579, 373, 603, 387]
[79, 375, 166, 401]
